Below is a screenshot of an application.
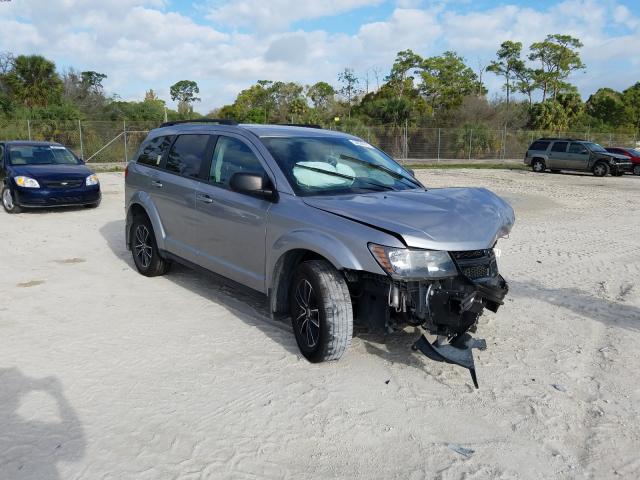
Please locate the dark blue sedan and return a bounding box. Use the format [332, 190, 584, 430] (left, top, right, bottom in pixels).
[1, 141, 101, 213]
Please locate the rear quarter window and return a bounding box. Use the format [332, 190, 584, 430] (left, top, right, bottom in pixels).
[529, 141, 550, 151]
[137, 135, 175, 167]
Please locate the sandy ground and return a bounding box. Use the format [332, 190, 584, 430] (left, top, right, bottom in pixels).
[1, 169, 639, 480]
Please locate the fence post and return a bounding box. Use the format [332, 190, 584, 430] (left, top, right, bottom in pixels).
[27, 119, 31, 141]
[468, 129, 473, 161]
[123, 120, 128, 163]
[404, 119, 408, 161]
[78, 120, 84, 160]
[437, 128, 441, 163]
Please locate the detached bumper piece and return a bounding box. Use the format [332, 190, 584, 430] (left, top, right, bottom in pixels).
[412, 334, 487, 388]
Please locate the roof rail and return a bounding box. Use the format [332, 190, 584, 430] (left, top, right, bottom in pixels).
[538, 137, 584, 141]
[279, 123, 323, 129]
[159, 118, 238, 128]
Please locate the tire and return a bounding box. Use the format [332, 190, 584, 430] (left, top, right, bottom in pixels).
[2, 186, 22, 214]
[130, 214, 170, 277]
[289, 260, 353, 362]
[634, 165, 640, 176]
[593, 162, 609, 177]
[532, 158, 546, 173]
[550, 169, 561, 173]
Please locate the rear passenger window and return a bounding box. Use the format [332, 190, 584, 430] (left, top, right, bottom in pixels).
[551, 142, 568, 152]
[529, 141, 550, 151]
[137, 135, 175, 167]
[165, 134, 211, 178]
[209, 136, 265, 188]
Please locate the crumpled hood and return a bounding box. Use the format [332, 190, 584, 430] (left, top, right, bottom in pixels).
[10, 163, 93, 181]
[304, 187, 515, 251]
[603, 153, 631, 162]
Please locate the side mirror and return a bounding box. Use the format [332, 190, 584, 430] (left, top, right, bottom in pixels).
[230, 172, 277, 201]
[407, 168, 415, 177]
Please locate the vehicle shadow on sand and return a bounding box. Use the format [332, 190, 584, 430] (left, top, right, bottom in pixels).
[0, 368, 86, 480]
[99, 219, 301, 357]
[509, 279, 640, 332]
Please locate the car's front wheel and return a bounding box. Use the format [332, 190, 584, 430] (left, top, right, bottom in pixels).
[130, 215, 170, 276]
[2, 186, 21, 214]
[634, 165, 640, 176]
[593, 162, 609, 177]
[289, 260, 353, 362]
[532, 158, 546, 173]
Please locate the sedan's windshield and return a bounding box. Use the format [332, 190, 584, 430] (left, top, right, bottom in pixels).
[261, 136, 422, 196]
[629, 148, 640, 156]
[8, 145, 80, 166]
[585, 142, 607, 153]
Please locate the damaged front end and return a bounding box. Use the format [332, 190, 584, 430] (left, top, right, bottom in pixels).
[350, 246, 509, 388]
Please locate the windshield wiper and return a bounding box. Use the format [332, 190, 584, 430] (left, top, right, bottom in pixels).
[294, 164, 395, 191]
[339, 154, 422, 188]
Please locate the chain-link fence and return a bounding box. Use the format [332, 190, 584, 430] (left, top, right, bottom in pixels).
[1, 119, 638, 165]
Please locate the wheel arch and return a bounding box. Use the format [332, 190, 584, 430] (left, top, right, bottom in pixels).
[267, 231, 366, 316]
[126, 193, 166, 252]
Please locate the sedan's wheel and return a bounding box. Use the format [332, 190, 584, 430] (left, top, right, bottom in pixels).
[633, 165, 640, 176]
[290, 260, 353, 362]
[532, 159, 545, 173]
[2, 186, 21, 214]
[593, 162, 609, 177]
[130, 215, 170, 276]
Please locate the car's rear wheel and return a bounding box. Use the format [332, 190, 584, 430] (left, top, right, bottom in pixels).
[593, 162, 609, 177]
[634, 165, 640, 176]
[130, 215, 170, 276]
[289, 260, 353, 362]
[2, 186, 21, 214]
[532, 158, 546, 173]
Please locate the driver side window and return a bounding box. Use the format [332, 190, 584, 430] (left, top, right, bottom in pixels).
[568, 143, 587, 154]
[209, 136, 265, 188]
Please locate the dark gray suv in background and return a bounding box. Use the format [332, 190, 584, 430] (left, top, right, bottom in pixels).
[524, 137, 632, 176]
[125, 120, 515, 386]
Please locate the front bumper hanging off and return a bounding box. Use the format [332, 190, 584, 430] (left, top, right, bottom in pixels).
[412, 334, 487, 389]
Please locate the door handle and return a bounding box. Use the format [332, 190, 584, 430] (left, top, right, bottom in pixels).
[151, 180, 163, 188]
[196, 194, 213, 204]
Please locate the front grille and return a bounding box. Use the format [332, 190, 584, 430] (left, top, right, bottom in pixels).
[42, 180, 84, 189]
[450, 249, 497, 280]
[451, 249, 491, 260]
[461, 264, 491, 280]
[50, 196, 82, 204]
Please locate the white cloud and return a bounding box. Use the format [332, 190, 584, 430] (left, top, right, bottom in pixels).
[205, 0, 385, 31]
[0, 0, 638, 111]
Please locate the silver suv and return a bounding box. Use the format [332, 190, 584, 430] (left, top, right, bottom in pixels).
[125, 120, 515, 386]
[524, 137, 632, 176]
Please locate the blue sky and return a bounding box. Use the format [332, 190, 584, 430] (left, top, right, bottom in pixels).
[1, 0, 639, 113]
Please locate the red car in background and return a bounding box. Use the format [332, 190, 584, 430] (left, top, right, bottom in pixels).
[606, 147, 640, 175]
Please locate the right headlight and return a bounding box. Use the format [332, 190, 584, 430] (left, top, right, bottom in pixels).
[368, 243, 458, 279]
[15, 176, 40, 188]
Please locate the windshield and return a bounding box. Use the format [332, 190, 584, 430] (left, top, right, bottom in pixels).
[8, 145, 80, 166]
[261, 136, 422, 196]
[585, 142, 607, 153]
[629, 148, 640, 156]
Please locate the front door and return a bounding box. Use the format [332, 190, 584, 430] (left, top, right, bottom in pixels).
[193, 134, 274, 292]
[565, 142, 591, 171]
[149, 134, 213, 263]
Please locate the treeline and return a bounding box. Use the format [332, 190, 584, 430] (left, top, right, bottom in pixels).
[0, 33, 639, 137]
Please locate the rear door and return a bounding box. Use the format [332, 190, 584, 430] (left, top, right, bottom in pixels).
[565, 142, 591, 171]
[149, 134, 214, 263]
[548, 141, 569, 168]
[193, 134, 274, 292]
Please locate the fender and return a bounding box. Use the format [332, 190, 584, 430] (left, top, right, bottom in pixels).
[125, 191, 166, 251]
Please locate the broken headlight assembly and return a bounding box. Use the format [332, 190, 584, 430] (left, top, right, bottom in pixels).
[368, 243, 458, 279]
